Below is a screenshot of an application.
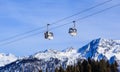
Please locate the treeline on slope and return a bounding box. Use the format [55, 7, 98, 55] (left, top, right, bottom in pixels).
[39, 58, 119, 72]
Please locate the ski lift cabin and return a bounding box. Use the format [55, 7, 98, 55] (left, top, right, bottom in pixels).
[69, 21, 77, 36]
[44, 24, 54, 40]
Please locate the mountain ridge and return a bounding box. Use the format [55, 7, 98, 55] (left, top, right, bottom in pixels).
[0, 38, 120, 71]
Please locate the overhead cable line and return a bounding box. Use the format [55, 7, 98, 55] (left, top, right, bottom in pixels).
[0, 0, 112, 43]
[50, 3, 120, 30]
[0, 3, 120, 46]
[50, 0, 112, 24]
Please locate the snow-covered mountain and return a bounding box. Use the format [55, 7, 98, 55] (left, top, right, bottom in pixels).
[0, 38, 120, 72]
[0, 53, 17, 67]
[78, 38, 120, 63]
[32, 48, 79, 65]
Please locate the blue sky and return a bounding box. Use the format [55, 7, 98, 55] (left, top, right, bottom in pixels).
[0, 0, 120, 56]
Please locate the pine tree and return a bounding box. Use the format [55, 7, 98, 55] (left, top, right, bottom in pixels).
[71, 65, 75, 72]
[98, 59, 108, 72]
[55, 68, 59, 72]
[76, 65, 80, 72]
[66, 66, 71, 72]
[90, 59, 99, 72]
[59, 66, 64, 72]
[88, 57, 92, 64]
[55, 58, 118, 72]
[77, 60, 81, 72]
[106, 61, 111, 72]
[87, 63, 92, 72]
[39, 70, 42, 72]
[114, 61, 119, 67]
[111, 61, 118, 72]
[82, 59, 88, 72]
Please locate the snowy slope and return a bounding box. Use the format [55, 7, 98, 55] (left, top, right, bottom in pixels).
[32, 48, 80, 65]
[78, 38, 120, 62]
[0, 38, 120, 71]
[0, 53, 17, 67]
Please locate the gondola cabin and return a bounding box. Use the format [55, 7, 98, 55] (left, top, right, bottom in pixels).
[44, 24, 54, 40]
[69, 28, 77, 36]
[69, 21, 77, 36]
[44, 31, 54, 40]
